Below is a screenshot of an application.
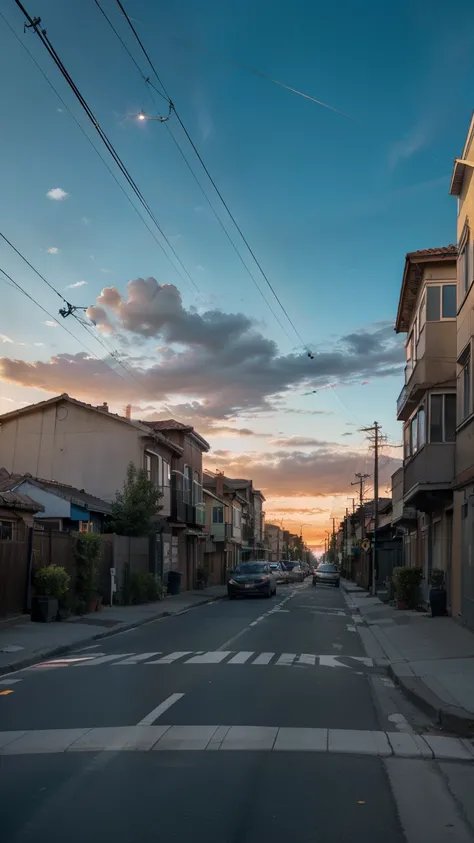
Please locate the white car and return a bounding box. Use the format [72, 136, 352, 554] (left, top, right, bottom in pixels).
[269, 562, 288, 584]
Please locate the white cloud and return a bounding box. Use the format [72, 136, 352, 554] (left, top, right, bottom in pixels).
[47, 247, 60, 254]
[100, 268, 112, 274]
[81, 217, 91, 226]
[46, 188, 68, 201]
[34, 342, 44, 347]
[65, 281, 88, 289]
[0, 334, 13, 344]
[43, 321, 58, 328]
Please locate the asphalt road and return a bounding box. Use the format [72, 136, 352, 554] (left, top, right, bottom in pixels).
[0, 580, 473, 842]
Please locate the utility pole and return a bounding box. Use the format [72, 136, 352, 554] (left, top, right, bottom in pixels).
[361, 422, 382, 596]
[351, 473, 370, 586]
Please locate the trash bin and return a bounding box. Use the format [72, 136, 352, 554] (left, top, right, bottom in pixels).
[167, 570, 182, 595]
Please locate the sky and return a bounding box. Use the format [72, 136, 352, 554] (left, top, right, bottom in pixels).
[0, 0, 473, 550]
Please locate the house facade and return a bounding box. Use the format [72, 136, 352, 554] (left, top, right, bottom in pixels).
[395, 246, 457, 606]
[450, 114, 474, 625]
[0, 394, 183, 587]
[203, 471, 245, 577]
[265, 523, 283, 561]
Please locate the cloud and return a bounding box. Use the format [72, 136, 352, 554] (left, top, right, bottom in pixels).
[270, 436, 335, 448]
[65, 281, 88, 289]
[0, 334, 13, 344]
[33, 342, 44, 347]
[100, 268, 112, 274]
[43, 321, 58, 328]
[388, 119, 432, 169]
[47, 247, 60, 255]
[81, 217, 91, 226]
[46, 188, 68, 201]
[0, 278, 403, 422]
[341, 432, 353, 437]
[266, 507, 330, 515]
[283, 408, 334, 416]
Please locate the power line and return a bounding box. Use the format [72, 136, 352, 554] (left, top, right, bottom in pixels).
[93, 0, 295, 345]
[12, 1, 201, 297]
[113, 0, 313, 356]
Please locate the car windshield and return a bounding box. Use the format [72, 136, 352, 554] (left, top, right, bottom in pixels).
[284, 562, 299, 569]
[234, 563, 266, 574]
[318, 564, 337, 572]
[269, 563, 279, 569]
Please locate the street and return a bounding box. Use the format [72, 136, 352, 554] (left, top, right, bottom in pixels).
[1, 581, 474, 842]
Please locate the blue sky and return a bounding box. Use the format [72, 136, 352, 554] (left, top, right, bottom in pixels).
[0, 0, 473, 545]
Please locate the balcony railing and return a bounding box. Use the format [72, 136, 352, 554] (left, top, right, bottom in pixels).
[404, 443, 455, 507]
[211, 522, 233, 541]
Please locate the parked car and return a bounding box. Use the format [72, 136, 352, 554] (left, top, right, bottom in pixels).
[269, 561, 288, 584]
[301, 562, 312, 578]
[283, 561, 305, 583]
[312, 563, 340, 588]
[227, 561, 277, 599]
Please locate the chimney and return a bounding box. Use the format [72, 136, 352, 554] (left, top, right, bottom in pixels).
[215, 471, 224, 499]
[125, 404, 131, 420]
[97, 402, 109, 413]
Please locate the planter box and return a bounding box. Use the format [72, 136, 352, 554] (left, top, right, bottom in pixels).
[31, 596, 58, 623]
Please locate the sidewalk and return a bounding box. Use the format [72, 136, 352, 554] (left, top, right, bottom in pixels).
[341, 579, 474, 736]
[0, 585, 227, 677]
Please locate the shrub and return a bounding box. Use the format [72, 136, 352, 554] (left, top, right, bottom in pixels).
[74, 533, 102, 607]
[34, 565, 70, 600]
[129, 572, 165, 604]
[196, 566, 209, 586]
[430, 568, 445, 588]
[395, 566, 422, 607]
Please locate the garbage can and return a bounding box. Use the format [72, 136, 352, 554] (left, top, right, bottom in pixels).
[167, 570, 182, 595]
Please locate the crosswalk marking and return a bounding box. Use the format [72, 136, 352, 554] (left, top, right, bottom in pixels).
[276, 653, 296, 666]
[252, 652, 275, 665]
[185, 651, 232, 664]
[113, 653, 161, 665]
[298, 654, 317, 666]
[74, 654, 133, 666]
[23, 651, 376, 673]
[227, 651, 254, 664]
[146, 652, 193, 664]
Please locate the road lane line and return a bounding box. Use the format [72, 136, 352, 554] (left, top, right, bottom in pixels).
[146, 652, 193, 664]
[137, 693, 184, 726]
[113, 653, 161, 664]
[0, 678, 21, 685]
[185, 651, 231, 664]
[252, 652, 274, 665]
[227, 651, 254, 664]
[298, 654, 316, 666]
[275, 653, 296, 666]
[74, 654, 133, 666]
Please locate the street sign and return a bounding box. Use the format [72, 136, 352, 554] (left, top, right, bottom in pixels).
[361, 538, 371, 552]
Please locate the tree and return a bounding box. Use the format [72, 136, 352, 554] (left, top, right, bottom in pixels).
[109, 463, 163, 536]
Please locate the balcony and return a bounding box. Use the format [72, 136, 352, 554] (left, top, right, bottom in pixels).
[396, 322, 456, 421]
[171, 488, 193, 523]
[210, 522, 233, 541]
[403, 443, 455, 512]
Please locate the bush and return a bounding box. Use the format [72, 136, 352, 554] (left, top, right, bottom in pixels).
[430, 568, 445, 588]
[395, 566, 422, 607]
[34, 565, 70, 600]
[196, 566, 209, 586]
[74, 533, 102, 608]
[129, 572, 165, 604]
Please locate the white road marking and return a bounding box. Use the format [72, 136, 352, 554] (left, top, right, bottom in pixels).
[0, 678, 21, 685]
[185, 651, 231, 664]
[113, 653, 161, 664]
[73, 644, 101, 652]
[276, 653, 296, 666]
[136, 693, 184, 726]
[146, 652, 193, 664]
[298, 654, 316, 666]
[252, 652, 275, 665]
[318, 656, 351, 669]
[350, 656, 373, 666]
[352, 615, 363, 624]
[227, 651, 254, 664]
[346, 625, 357, 632]
[74, 654, 133, 666]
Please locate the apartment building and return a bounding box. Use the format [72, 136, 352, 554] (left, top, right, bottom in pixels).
[395, 246, 457, 606]
[265, 523, 283, 561]
[203, 471, 245, 579]
[143, 420, 210, 591]
[225, 479, 267, 560]
[450, 113, 474, 625]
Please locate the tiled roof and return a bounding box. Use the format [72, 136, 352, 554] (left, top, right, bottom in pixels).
[396, 245, 458, 333]
[0, 467, 22, 492]
[406, 245, 457, 259]
[0, 490, 44, 512]
[143, 419, 192, 432]
[0, 469, 112, 514]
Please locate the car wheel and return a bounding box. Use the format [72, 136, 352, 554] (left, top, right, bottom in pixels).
[265, 586, 272, 598]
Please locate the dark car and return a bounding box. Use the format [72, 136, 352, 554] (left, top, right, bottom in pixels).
[228, 562, 277, 599]
[312, 563, 340, 588]
[283, 561, 305, 583]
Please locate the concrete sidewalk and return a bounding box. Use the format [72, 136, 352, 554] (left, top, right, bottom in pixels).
[341, 579, 474, 736]
[0, 585, 227, 677]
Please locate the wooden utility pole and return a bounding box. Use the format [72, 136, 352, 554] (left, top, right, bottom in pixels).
[351, 472, 370, 585]
[361, 422, 382, 596]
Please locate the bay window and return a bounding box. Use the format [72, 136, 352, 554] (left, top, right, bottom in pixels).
[458, 345, 471, 424]
[429, 394, 456, 442]
[425, 284, 456, 321]
[404, 405, 426, 459]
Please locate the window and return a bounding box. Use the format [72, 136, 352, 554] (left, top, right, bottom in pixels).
[233, 507, 241, 528]
[459, 235, 471, 296]
[404, 424, 410, 459]
[0, 521, 13, 540]
[427, 286, 440, 321]
[446, 394, 456, 440]
[430, 393, 456, 443]
[212, 506, 224, 524]
[144, 452, 152, 482]
[410, 414, 418, 454]
[162, 460, 170, 487]
[419, 292, 426, 332]
[430, 395, 443, 442]
[418, 405, 426, 448]
[442, 285, 457, 318]
[404, 405, 426, 458]
[464, 355, 471, 420]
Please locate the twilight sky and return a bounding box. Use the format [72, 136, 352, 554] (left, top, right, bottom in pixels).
[0, 0, 473, 549]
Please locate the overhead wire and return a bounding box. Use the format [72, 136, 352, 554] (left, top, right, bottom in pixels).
[11, 1, 201, 297]
[113, 0, 313, 355]
[92, 0, 296, 345]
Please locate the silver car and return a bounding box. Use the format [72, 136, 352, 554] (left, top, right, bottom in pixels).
[283, 561, 305, 583]
[269, 561, 288, 584]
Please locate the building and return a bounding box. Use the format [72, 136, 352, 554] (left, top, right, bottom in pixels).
[0, 394, 183, 586]
[395, 246, 457, 606]
[450, 113, 474, 625]
[265, 523, 283, 561]
[0, 490, 44, 539]
[143, 420, 210, 590]
[202, 472, 246, 581]
[224, 479, 266, 560]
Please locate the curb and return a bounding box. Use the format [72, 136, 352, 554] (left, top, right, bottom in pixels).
[387, 664, 474, 738]
[0, 592, 226, 678]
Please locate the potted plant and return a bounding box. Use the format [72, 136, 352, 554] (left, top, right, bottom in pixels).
[32, 565, 70, 622]
[429, 568, 447, 617]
